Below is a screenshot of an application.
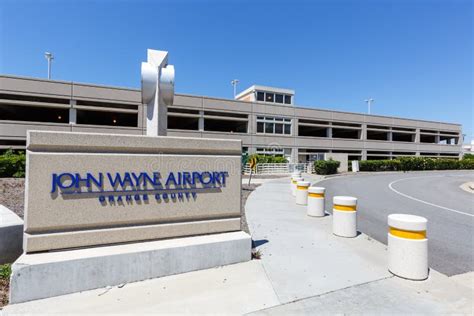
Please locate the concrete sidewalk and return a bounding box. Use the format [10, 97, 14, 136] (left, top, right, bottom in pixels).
[4, 174, 472, 314]
[246, 176, 473, 314]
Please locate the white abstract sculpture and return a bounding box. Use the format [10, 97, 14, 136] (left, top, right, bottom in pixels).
[141, 49, 175, 136]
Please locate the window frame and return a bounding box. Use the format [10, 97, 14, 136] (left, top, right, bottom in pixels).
[256, 116, 292, 136]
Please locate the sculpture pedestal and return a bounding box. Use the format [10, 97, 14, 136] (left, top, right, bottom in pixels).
[10, 231, 251, 304]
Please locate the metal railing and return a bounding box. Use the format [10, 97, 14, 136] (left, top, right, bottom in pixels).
[243, 163, 314, 175]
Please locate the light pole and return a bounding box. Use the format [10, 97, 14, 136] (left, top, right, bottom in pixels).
[231, 79, 239, 98]
[45, 52, 54, 80]
[365, 98, 374, 114]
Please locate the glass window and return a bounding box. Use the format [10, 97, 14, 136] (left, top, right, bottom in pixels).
[256, 116, 291, 135]
[265, 93, 274, 102]
[275, 94, 283, 103]
[265, 122, 274, 133]
[284, 95, 292, 104]
[275, 123, 283, 134]
[256, 92, 265, 101]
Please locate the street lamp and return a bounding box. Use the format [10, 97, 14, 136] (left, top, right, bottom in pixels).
[231, 79, 239, 98]
[45, 52, 54, 80]
[365, 98, 375, 114]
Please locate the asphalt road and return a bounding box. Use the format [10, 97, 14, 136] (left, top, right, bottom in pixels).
[318, 170, 474, 276]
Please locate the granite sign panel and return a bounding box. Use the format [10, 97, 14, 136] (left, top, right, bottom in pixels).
[24, 131, 242, 252]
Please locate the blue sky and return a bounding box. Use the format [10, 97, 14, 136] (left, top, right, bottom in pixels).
[1, 0, 472, 142]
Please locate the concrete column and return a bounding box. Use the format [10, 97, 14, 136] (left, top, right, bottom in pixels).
[435, 134, 440, 144]
[198, 110, 204, 131]
[293, 118, 298, 136]
[362, 150, 367, 160]
[328, 124, 333, 138]
[137, 104, 144, 130]
[361, 124, 367, 140]
[387, 130, 393, 141]
[415, 128, 420, 143]
[69, 100, 77, 125]
[291, 147, 299, 164]
[249, 113, 256, 135]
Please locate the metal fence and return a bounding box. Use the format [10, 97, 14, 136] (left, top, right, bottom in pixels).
[243, 163, 314, 175]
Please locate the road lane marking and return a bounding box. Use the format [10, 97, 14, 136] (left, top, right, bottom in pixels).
[388, 176, 474, 218]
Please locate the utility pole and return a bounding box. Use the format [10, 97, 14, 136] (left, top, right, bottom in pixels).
[365, 98, 375, 114]
[231, 79, 239, 98]
[45, 52, 54, 80]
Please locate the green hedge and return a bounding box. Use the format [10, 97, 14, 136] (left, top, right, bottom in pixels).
[359, 156, 474, 172]
[0, 150, 26, 178]
[314, 159, 340, 175]
[249, 154, 288, 164]
[359, 159, 400, 171]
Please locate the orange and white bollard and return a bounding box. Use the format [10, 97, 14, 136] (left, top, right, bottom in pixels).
[296, 181, 311, 205]
[307, 187, 325, 217]
[388, 214, 428, 280]
[332, 196, 357, 238]
[291, 176, 303, 196]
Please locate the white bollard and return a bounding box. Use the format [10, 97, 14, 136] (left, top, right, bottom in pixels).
[296, 181, 311, 205]
[332, 196, 357, 238]
[307, 187, 325, 217]
[291, 171, 302, 178]
[290, 172, 301, 185]
[388, 214, 428, 280]
[291, 176, 303, 196]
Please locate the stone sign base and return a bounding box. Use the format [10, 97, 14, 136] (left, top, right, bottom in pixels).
[10, 231, 251, 304]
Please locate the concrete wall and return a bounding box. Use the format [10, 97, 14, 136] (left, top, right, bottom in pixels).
[0, 205, 23, 264]
[325, 153, 349, 173]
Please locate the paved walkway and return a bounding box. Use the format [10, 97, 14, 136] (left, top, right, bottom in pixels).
[246, 175, 473, 314]
[4, 174, 473, 314]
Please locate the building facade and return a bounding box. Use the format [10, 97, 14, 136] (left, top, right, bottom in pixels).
[0, 75, 462, 162]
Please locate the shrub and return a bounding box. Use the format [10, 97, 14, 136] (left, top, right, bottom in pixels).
[359, 156, 471, 172]
[314, 159, 340, 175]
[434, 158, 459, 170]
[359, 160, 400, 171]
[460, 158, 474, 169]
[399, 157, 425, 171]
[463, 153, 474, 160]
[248, 154, 288, 164]
[0, 149, 26, 178]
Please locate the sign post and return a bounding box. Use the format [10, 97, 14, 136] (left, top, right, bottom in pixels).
[248, 156, 257, 185]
